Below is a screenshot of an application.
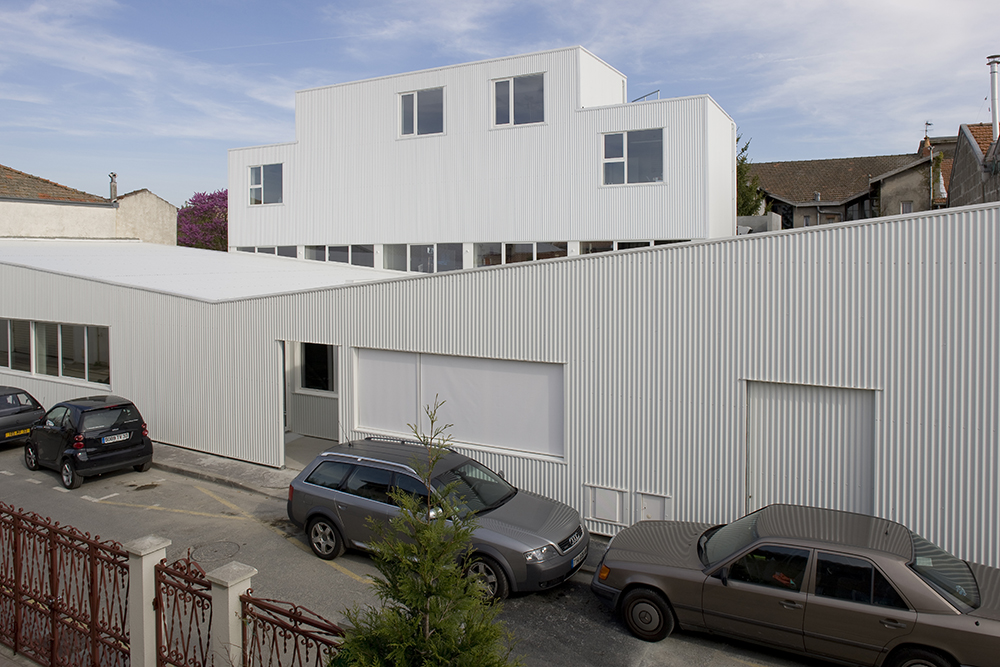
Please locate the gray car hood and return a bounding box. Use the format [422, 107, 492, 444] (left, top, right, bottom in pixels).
[969, 561, 1000, 622]
[608, 520, 714, 570]
[476, 489, 581, 549]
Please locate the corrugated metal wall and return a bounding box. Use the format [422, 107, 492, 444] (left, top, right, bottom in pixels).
[228, 47, 735, 248]
[3, 204, 997, 567]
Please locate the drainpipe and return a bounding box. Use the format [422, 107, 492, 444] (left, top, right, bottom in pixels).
[990, 55, 1000, 142]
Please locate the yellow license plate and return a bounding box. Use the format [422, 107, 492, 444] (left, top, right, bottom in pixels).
[4, 428, 29, 438]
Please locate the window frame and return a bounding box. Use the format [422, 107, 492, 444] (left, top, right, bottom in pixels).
[249, 163, 283, 206]
[493, 73, 545, 127]
[2, 320, 110, 385]
[296, 342, 339, 397]
[602, 129, 664, 186]
[399, 87, 445, 137]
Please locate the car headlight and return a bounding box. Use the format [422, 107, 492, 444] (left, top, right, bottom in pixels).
[524, 545, 558, 563]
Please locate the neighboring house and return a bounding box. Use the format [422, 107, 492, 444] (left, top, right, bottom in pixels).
[751, 136, 953, 229]
[947, 123, 1000, 206]
[0, 164, 177, 245]
[228, 46, 736, 272]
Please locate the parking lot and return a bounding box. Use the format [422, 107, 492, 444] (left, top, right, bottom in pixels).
[0, 439, 827, 667]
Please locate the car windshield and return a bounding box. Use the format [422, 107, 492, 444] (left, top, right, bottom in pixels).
[702, 513, 759, 566]
[433, 460, 516, 517]
[909, 532, 980, 610]
[81, 405, 140, 433]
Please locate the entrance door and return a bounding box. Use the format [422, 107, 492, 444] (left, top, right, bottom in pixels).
[746, 382, 875, 514]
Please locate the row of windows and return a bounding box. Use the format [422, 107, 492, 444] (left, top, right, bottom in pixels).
[399, 73, 545, 140]
[1, 319, 111, 385]
[237, 240, 681, 273]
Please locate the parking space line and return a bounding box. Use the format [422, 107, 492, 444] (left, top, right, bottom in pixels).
[26, 479, 41, 485]
[194, 485, 372, 585]
[53, 487, 69, 493]
[0, 470, 14, 476]
[81, 493, 120, 503]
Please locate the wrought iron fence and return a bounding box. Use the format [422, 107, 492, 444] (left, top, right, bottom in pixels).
[155, 557, 212, 667]
[0, 500, 130, 667]
[240, 592, 344, 667]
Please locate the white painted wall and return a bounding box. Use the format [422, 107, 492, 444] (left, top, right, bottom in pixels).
[0, 200, 116, 238]
[228, 47, 736, 251]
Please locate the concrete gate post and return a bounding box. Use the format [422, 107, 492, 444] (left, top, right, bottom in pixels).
[125, 535, 171, 667]
[206, 561, 258, 667]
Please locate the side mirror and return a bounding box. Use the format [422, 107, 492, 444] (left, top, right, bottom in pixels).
[498, 470, 506, 480]
[720, 566, 730, 586]
[428, 507, 443, 520]
[45, 419, 54, 427]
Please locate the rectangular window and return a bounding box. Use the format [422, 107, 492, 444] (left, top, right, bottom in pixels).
[61, 324, 87, 380]
[301, 343, 337, 394]
[617, 241, 651, 250]
[257, 247, 276, 255]
[249, 164, 282, 205]
[474, 243, 502, 267]
[351, 245, 374, 267]
[494, 74, 544, 126]
[276, 246, 296, 258]
[0, 319, 8, 368]
[86, 326, 110, 384]
[603, 129, 663, 185]
[505, 243, 533, 264]
[383, 244, 407, 271]
[436, 244, 463, 272]
[901, 201, 913, 214]
[236, 247, 255, 253]
[304, 246, 326, 261]
[410, 245, 434, 273]
[581, 241, 613, 255]
[400, 87, 444, 136]
[536, 242, 567, 260]
[328, 246, 348, 263]
[11, 320, 30, 372]
[35, 322, 59, 377]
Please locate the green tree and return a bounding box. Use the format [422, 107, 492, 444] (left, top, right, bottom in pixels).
[737, 134, 768, 216]
[335, 399, 519, 667]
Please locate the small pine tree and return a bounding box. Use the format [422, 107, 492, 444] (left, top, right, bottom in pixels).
[334, 399, 520, 667]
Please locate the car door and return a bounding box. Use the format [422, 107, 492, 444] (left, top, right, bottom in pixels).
[33, 406, 72, 465]
[803, 551, 916, 664]
[337, 465, 395, 549]
[702, 544, 811, 651]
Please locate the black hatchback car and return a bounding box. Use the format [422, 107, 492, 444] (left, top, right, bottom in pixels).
[24, 395, 153, 489]
[1, 386, 45, 444]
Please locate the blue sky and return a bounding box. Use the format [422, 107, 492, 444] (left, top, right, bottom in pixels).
[2, 0, 998, 207]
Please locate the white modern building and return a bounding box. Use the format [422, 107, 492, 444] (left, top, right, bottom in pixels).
[3, 203, 998, 569]
[228, 47, 736, 271]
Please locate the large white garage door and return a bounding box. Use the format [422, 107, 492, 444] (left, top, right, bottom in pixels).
[747, 381, 875, 515]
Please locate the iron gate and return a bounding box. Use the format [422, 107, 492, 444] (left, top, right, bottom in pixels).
[155, 557, 212, 667]
[0, 501, 130, 667]
[240, 592, 344, 667]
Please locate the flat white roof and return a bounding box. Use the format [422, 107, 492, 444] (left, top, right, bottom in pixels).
[0, 239, 399, 302]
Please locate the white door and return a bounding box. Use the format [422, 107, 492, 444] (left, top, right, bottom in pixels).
[747, 382, 875, 515]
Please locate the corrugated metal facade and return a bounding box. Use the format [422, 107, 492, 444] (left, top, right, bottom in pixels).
[227, 47, 736, 249]
[2, 204, 997, 568]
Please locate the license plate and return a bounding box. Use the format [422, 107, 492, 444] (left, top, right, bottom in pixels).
[102, 433, 130, 444]
[572, 547, 588, 569]
[4, 428, 29, 438]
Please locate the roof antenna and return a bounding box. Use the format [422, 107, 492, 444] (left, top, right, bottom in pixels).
[924, 121, 933, 138]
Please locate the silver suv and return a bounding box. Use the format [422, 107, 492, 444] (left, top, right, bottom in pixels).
[286, 438, 589, 599]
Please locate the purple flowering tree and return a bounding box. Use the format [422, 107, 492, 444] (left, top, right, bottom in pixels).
[176, 189, 228, 251]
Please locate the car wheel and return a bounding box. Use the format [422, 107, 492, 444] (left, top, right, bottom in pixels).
[307, 518, 345, 560]
[889, 648, 955, 667]
[24, 442, 40, 471]
[467, 556, 510, 600]
[621, 587, 675, 641]
[61, 460, 83, 490]
[134, 461, 151, 473]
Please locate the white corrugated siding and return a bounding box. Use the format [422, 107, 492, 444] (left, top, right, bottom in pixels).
[228, 47, 735, 248]
[2, 204, 997, 567]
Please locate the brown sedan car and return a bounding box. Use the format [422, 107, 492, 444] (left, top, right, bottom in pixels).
[591, 504, 1000, 667]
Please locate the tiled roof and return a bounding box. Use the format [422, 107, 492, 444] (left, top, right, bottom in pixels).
[0, 164, 109, 204]
[751, 154, 919, 204]
[967, 123, 995, 154]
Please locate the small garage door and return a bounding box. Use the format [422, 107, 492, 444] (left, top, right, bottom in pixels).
[747, 382, 875, 515]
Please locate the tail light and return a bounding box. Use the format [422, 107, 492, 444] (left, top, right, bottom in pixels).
[72, 434, 85, 450]
[287, 486, 294, 503]
[142, 423, 148, 437]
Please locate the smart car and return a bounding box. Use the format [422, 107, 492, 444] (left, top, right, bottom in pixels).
[591, 504, 1000, 667]
[287, 437, 589, 599]
[24, 395, 153, 489]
